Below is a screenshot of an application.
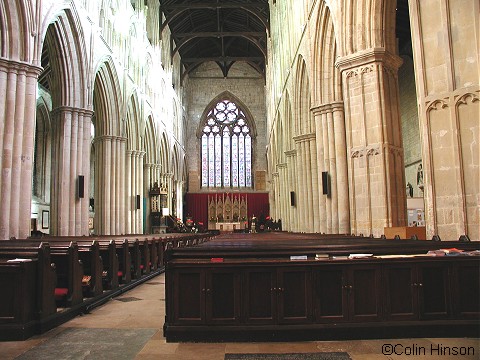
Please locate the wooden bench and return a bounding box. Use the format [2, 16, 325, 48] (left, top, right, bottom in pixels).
[0, 259, 38, 340]
[0, 242, 57, 320]
[164, 236, 480, 342]
[49, 242, 84, 307]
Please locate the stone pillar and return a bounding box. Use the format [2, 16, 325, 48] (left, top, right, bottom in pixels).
[144, 163, 152, 233]
[313, 102, 350, 234]
[308, 138, 320, 233]
[409, 0, 479, 240]
[126, 150, 145, 234]
[332, 102, 350, 234]
[336, 49, 406, 236]
[136, 151, 145, 233]
[126, 150, 133, 234]
[93, 135, 126, 235]
[50, 106, 94, 236]
[294, 139, 306, 231]
[272, 171, 280, 220]
[285, 150, 297, 232]
[312, 109, 327, 234]
[0, 59, 42, 239]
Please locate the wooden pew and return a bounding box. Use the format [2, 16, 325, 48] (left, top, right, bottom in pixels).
[50, 242, 84, 307]
[0, 242, 57, 320]
[0, 259, 38, 340]
[76, 241, 103, 297]
[20, 238, 103, 298]
[97, 240, 119, 290]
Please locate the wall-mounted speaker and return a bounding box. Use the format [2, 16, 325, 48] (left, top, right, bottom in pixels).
[136, 195, 141, 210]
[290, 191, 295, 207]
[322, 171, 330, 196]
[78, 175, 85, 198]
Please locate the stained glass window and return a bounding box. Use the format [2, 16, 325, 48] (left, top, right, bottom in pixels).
[200, 99, 253, 188]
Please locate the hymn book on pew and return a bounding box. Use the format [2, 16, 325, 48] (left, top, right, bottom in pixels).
[7, 258, 33, 262]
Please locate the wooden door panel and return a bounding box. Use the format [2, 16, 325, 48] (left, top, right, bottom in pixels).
[418, 263, 449, 319]
[173, 271, 204, 324]
[349, 266, 382, 322]
[452, 261, 480, 319]
[244, 269, 275, 324]
[206, 270, 241, 324]
[384, 265, 417, 320]
[313, 267, 347, 323]
[278, 268, 311, 324]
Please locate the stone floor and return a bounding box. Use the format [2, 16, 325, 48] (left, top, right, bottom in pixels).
[1, 274, 479, 360]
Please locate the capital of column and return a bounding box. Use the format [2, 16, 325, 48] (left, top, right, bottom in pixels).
[51, 105, 94, 118]
[311, 101, 345, 115]
[0, 57, 43, 76]
[284, 149, 297, 158]
[92, 135, 127, 144]
[272, 172, 279, 178]
[277, 163, 287, 170]
[335, 47, 403, 73]
[128, 149, 146, 158]
[293, 133, 316, 143]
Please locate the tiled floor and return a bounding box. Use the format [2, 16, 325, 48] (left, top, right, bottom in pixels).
[2, 274, 479, 360]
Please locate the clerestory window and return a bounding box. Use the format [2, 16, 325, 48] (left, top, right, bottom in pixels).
[201, 99, 252, 188]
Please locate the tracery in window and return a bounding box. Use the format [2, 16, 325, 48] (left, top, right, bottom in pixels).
[201, 99, 252, 188]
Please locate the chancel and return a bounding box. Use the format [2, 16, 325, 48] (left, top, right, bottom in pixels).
[1, 0, 478, 358]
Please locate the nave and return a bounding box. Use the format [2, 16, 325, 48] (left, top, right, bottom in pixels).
[2, 273, 478, 360]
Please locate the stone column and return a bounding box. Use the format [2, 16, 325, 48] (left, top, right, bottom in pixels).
[312, 102, 350, 234]
[0, 59, 42, 239]
[409, 0, 479, 240]
[312, 109, 326, 234]
[144, 163, 152, 233]
[126, 150, 133, 234]
[336, 49, 406, 236]
[293, 138, 306, 231]
[302, 138, 314, 233]
[50, 106, 94, 236]
[136, 151, 145, 233]
[332, 102, 350, 234]
[308, 137, 320, 233]
[285, 149, 297, 232]
[93, 135, 126, 235]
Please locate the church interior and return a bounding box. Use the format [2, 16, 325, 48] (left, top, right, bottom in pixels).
[0, 0, 479, 358]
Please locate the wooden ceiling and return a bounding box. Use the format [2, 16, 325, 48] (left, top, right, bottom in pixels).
[158, 0, 270, 80]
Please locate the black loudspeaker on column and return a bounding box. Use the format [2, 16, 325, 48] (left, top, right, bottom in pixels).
[290, 191, 295, 207]
[78, 175, 85, 198]
[322, 171, 330, 196]
[136, 195, 141, 210]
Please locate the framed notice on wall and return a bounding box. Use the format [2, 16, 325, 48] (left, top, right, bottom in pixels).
[42, 210, 49, 229]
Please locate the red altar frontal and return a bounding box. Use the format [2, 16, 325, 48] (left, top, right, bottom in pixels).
[184, 192, 269, 230]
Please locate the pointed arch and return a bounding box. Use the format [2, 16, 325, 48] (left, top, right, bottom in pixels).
[340, 0, 397, 56]
[197, 91, 256, 188]
[195, 91, 257, 138]
[93, 57, 123, 137]
[293, 55, 313, 135]
[40, 6, 88, 108]
[0, 0, 32, 61]
[33, 97, 52, 201]
[159, 132, 170, 174]
[284, 90, 294, 150]
[126, 91, 141, 151]
[313, 2, 342, 105]
[144, 114, 158, 165]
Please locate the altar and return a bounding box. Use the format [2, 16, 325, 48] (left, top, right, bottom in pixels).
[213, 222, 241, 232]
